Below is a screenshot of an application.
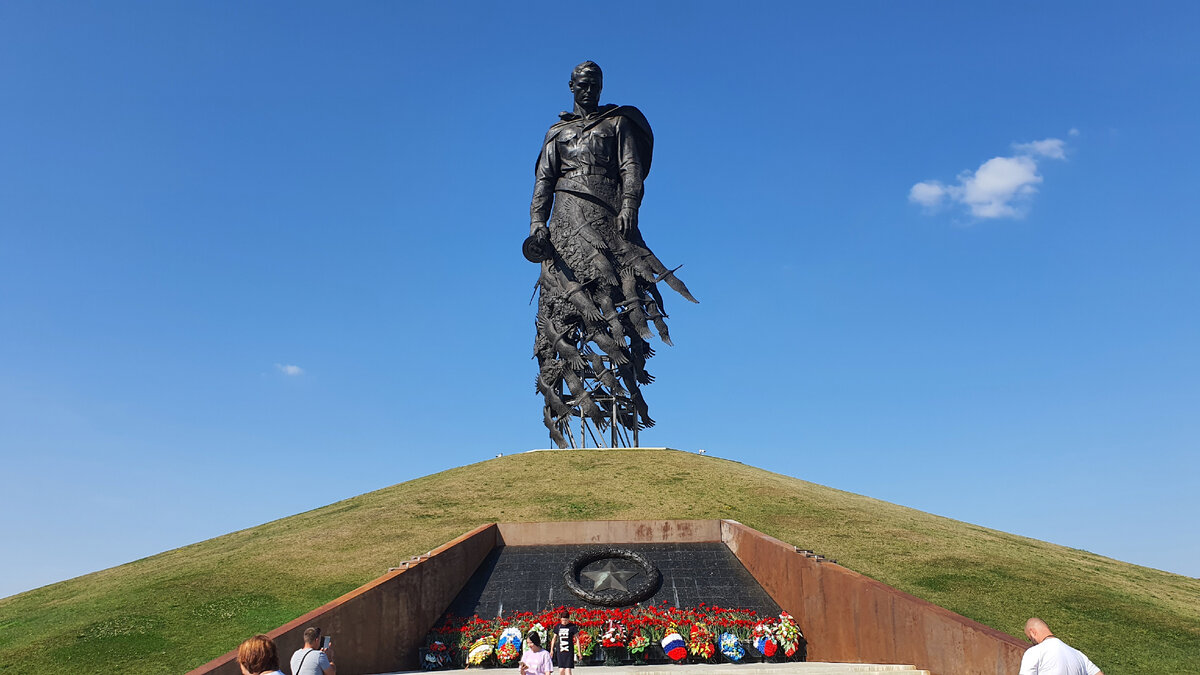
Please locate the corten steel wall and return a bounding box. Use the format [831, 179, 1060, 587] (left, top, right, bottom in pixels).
[497, 519, 721, 545]
[185, 518, 1027, 675]
[720, 520, 1027, 675]
[184, 523, 498, 675]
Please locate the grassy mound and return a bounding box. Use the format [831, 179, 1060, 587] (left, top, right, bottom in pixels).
[1, 450, 1196, 674]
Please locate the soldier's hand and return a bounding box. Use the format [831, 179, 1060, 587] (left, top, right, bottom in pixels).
[617, 208, 638, 233]
[531, 222, 549, 239]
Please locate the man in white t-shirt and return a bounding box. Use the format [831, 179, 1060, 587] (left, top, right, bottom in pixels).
[1019, 617, 1103, 675]
[290, 626, 336, 675]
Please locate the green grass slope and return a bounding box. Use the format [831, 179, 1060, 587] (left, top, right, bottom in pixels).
[1, 450, 1197, 674]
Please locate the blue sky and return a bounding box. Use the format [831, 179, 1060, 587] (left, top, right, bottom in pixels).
[2, 1, 1198, 598]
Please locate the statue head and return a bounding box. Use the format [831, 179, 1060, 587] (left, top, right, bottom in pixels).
[568, 61, 603, 114]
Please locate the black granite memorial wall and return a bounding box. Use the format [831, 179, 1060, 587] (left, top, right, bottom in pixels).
[444, 543, 781, 618]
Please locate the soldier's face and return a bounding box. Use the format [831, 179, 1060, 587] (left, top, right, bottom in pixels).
[570, 73, 601, 109]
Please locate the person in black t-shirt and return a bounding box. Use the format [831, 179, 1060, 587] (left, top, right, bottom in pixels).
[553, 609, 578, 675]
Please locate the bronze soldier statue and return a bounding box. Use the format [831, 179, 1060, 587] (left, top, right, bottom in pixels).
[527, 61, 697, 448]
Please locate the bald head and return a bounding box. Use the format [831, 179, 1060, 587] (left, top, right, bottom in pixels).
[1024, 617, 1053, 644]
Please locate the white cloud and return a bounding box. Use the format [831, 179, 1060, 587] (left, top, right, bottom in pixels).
[1069, 128, 1080, 137]
[909, 136, 1069, 219]
[275, 364, 304, 376]
[1013, 138, 1066, 159]
[960, 155, 1041, 218]
[908, 181, 947, 207]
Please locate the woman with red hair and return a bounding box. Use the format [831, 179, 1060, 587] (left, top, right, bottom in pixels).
[237, 634, 285, 675]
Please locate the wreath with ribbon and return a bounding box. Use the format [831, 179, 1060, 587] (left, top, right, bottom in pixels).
[563, 547, 661, 607]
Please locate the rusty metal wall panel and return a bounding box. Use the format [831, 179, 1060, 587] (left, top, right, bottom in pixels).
[720, 519, 1026, 675]
[496, 519, 722, 545]
[184, 523, 498, 675]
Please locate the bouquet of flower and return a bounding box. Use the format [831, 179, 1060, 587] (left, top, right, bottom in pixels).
[422, 640, 452, 670]
[661, 630, 687, 661]
[497, 643, 520, 665]
[527, 622, 549, 651]
[752, 619, 778, 657]
[574, 629, 596, 658]
[499, 627, 523, 651]
[688, 622, 716, 661]
[467, 635, 496, 667]
[627, 629, 650, 656]
[600, 619, 627, 648]
[427, 604, 783, 667]
[718, 633, 744, 662]
[775, 612, 803, 658]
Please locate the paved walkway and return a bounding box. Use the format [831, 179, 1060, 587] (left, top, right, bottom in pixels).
[375, 663, 929, 675]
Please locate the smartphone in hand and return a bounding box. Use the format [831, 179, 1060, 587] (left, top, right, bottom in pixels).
[321, 636, 332, 649]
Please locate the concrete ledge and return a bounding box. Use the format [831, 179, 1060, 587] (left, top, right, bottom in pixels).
[524, 447, 683, 453]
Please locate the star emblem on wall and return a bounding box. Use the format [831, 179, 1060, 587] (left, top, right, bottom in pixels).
[564, 547, 661, 606]
[581, 560, 639, 592]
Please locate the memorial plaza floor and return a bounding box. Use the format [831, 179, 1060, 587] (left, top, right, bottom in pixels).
[375, 663, 929, 675]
